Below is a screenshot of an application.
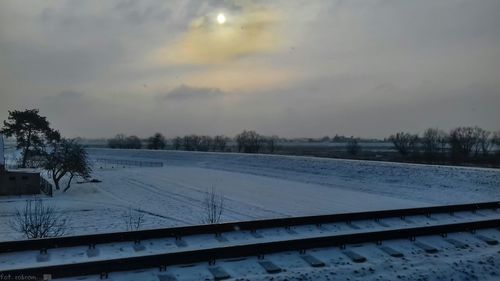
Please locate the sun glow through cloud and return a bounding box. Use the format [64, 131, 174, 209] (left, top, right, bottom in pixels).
[151, 7, 284, 65]
[217, 13, 226, 24]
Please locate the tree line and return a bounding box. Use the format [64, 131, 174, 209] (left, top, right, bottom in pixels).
[388, 126, 500, 162]
[106, 126, 499, 165]
[107, 130, 280, 153]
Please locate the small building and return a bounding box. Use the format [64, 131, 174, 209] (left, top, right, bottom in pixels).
[0, 134, 41, 196]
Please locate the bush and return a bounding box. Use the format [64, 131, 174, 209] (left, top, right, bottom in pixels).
[9, 199, 68, 239]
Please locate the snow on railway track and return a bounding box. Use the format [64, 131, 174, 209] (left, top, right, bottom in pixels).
[0, 202, 499, 280]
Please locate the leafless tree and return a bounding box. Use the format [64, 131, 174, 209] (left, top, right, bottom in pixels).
[265, 135, 280, 153]
[473, 127, 491, 156]
[449, 126, 479, 159]
[183, 135, 201, 151]
[346, 137, 361, 156]
[122, 207, 145, 231]
[235, 130, 265, 153]
[212, 135, 228, 151]
[146, 133, 166, 150]
[173, 137, 182, 150]
[108, 134, 142, 149]
[198, 135, 213, 151]
[201, 187, 224, 224]
[421, 128, 447, 159]
[9, 198, 68, 239]
[491, 131, 500, 156]
[389, 132, 419, 156]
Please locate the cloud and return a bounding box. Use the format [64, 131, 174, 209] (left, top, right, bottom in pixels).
[150, 4, 284, 65]
[54, 90, 85, 99]
[183, 63, 298, 92]
[1, 0, 499, 138]
[161, 85, 226, 101]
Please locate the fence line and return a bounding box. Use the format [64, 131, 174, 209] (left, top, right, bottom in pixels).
[93, 158, 163, 168]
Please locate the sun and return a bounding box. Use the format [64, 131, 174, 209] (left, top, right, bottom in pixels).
[217, 13, 226, 24]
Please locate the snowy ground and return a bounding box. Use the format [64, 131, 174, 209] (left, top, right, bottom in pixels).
[0, 148, 499, 241]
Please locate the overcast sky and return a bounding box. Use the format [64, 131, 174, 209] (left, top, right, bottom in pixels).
[1, 0, 499, 139]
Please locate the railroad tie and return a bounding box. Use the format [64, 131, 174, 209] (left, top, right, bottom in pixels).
[375, 220, 390, 228]
[301, 254, 326, 267]
[414, 241, 438, 253]
[36, 251, 50, 263]
[208, 266, 231, 280]
[342, 250, 366, 263]
[250, 231, 263, 238]
[133, 242, 146, 252]
[378, 246, 404, 258]
[285, 227, 298, 235]
[86, 247, 100, 257]
[258, 260, 282, 273]
[346, 223, 361, 230]
[403, 218, 415, 224]
[215, 234, 229, 243]
[444, 238, 468, 249]
[174, 238, 188, 248]
[475, 234, 498, 245]
[157, 273, 178, 281]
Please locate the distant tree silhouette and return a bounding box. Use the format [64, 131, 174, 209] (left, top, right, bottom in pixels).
[346, 137, 361, 156]
[389, 132, 419, 157]
[421, 128, 447, 160]
[449, 127, 479, 160]
[235, 130, 264, 153]
[146, 133, 166, 150]
[212, 135, 229, 151]
[473, 127, 491, 156]
[492, 131, 500, 156]
[198, 136, 212, 152]
[265, 135, 280, 153]
[108, 134, 142, 149]
[172, 137, 183, 150]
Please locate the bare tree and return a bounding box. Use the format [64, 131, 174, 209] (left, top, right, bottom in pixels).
[146, 133, 166, 150]
[212, 135, 228, 151]
[183, 135, 201, 151]
[421, 128, 447, 160]
[346, 137, 361, 156]
[473, 127, 491, 156]
[235, 130, 264, 153]
[492, 131, 500, 156]
[198, 136, 213, 151]
[9, 198, 68, 239]
[172, 137, 182, 150]
[122, 207, 145, 231]
[201, 187, 224, 224]
[449, 126, 479, 159]
[107, 134, 142, 149]
[389, 132, 419, 156]
[265, 135, 280, 153]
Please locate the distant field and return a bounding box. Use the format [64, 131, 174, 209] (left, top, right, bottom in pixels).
[1, 148, 498, 241]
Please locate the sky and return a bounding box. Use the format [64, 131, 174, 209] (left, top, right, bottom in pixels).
[0, 0, 499, 139]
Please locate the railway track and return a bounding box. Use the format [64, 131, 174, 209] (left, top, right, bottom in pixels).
[1, 201, 499, 280]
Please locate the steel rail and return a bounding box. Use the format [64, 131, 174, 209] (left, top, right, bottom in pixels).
[1, 218, 499, 279]
[0, 201, 498, 253]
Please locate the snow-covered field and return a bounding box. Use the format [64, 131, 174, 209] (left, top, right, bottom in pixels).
[0, 148, 499, 241]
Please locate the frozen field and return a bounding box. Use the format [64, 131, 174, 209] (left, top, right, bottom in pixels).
[0, 148, 499, 241]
